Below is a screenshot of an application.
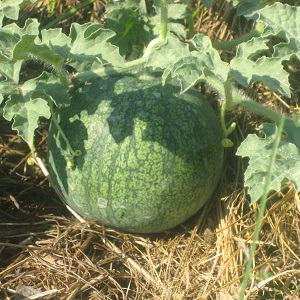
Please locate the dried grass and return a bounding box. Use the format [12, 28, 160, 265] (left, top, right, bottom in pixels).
[1, 1, 300, 299]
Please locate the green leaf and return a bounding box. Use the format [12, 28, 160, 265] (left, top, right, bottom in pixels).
[236, 122, 300, 204]
[0, 13, 3, 26]
[0, 29, 21, 59]
[68, 23, 124, 71]
[0, 59, 22, 82]
[188, 34, 230, 81]
[167, 4, 190, 20]
[0, 0, 23, 20]
[2, 72, 68, 147]
[0, 0, 39, 20]
[233, 35, 269, 60]
[256, 3, 300, 60]
[3, 72, 69, 119]
[230, 56, 291, 97]
[0, 19, 64, 68]
[228, 3, 300, 97]
[3, 94, 51, 147]
[106, 0, 147, 13]
[231, 0, 276, 17]
[0, 58, 22, 104]
[146, 36, 189, 71]
[281, 119, 300, 150]
[106, 7, 152, 57]
[147, 34, 229, 93]
[13, 34, 64, 66]
[0, 19, 39, 59]
[41, 28, 71, 60]
[21, 72, 70, 107]
[0, 81, 19, 97]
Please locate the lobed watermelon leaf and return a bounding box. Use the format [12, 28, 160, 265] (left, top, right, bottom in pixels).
[228, 3, 300, 98]
[106, 7, 152, 58]
[68, 23, 125, 71]
[230, 0, 276, 18]
[167, 3, 191, 20]
[146, 36, 189, 71]
[146, 34, 229, 93]
[0, 0, 29, 20]
[3, 72, 69, 148]
[146, 3, 300, 98]
[0, 17, 123, 146]
[257, 3, 300, 60]
[40, 28, 71, 60]
[13, 34, 64, 65]
[3, 94, 51, 148]
[230, 55, 291, 97]
[236, 122, 300, 204]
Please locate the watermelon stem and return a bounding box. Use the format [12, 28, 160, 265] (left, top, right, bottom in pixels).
[160, 0, 168, 40]
[54, 63, 71, 89]
[220, 102, 236, 148]
[233, 93, 287, 125]
[74, 56, 148, 82]
[213, 22, 265, 50]
[48, 100, 82, 167]
[206, 72, 291, 126]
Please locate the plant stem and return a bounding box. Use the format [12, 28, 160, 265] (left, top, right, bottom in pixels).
[192, 4, 204, 19]
[238, 114, 285, 299]
[41, 0, 97, 30]
[74, 56, 148, 82]
[186, 14, 195, 39]
[206, 73, 286, 125]
[213, 22, 265, 50]
[186, 1, 197, 39]
[223, 78, 234, 110]
[220, 103, 229, 140]
[187, 3, 205, 39]
[48, 100, 79, 159]
[54, 63, 71, 88]
[237, 96, 284, 125]
[160, 0, 168, 40]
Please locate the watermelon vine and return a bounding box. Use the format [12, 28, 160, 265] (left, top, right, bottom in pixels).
[0, 0, 299, 238]
[1, 1, 300, 297]
[0, 0, 300, 213]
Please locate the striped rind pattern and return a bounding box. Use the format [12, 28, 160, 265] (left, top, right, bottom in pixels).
[47, 76, 223, 233]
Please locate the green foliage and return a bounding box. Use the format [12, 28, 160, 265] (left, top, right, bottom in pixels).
[0, 1, 299, 207]
[106, 0, 152, 58]
[236, 122, 300, 204]
[1, 2, 300, 293]
[0, 0, 38, 21]
[146, 34, 229, 92]
[231, 0, 277, 17]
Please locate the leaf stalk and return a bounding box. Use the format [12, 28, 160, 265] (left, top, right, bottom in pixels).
[213, 22, 265, 50]
[48, 100, 81, 167]
[160, 0, 168, 40]
[238, 114, 285, 299]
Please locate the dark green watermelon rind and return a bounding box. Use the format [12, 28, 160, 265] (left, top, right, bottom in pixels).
[47, 76, 223, 233]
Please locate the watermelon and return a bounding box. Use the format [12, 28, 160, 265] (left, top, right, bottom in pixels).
[47, 75, 223, 233]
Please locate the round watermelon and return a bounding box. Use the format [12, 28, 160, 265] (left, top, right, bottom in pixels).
[47, 75, 223, 233]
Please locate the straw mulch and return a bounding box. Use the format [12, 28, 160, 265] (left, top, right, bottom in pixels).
[1, 1, 300, 299]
